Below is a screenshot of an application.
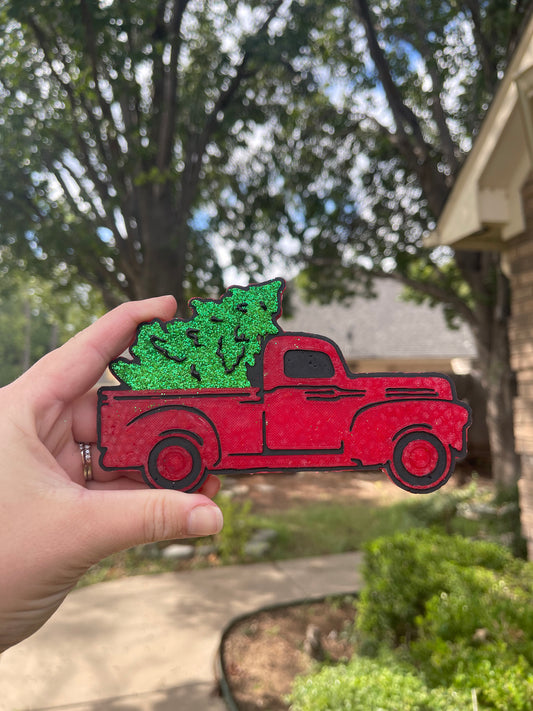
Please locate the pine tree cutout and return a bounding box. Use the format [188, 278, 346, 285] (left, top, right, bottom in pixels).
[110, 279, 284, 390]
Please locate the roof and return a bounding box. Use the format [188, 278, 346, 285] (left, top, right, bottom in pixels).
[278, 280, 476, 361]
[430, 13, 533, 249]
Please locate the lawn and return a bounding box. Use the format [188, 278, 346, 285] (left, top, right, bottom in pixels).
[79, 474, 525, 586]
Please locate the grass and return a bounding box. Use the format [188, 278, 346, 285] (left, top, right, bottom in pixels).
[79, 478, 526, 587]
[251, 480, 525, 561]
[251, 500, 412, 559]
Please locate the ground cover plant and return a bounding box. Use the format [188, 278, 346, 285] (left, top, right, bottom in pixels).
[289, 530, 533, 711]
[79, 473, 524, 585]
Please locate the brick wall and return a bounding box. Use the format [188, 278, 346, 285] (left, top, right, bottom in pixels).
[506, 173, 533, 559]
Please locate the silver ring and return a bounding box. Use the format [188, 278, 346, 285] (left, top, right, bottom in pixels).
[79, 443, 93, 482]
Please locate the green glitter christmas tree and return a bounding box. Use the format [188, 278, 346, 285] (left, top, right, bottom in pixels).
[110, 279, 284, 390]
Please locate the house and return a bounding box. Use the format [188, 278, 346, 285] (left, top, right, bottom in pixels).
[428, 14, 533, 558]
[279, 279, 476, 375]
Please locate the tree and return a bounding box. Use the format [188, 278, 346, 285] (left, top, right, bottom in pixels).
[0, 259, 105, 386]
[0, 0, 320, 312]
[233, 0, 526, 487]
[110, 278, 283, 389]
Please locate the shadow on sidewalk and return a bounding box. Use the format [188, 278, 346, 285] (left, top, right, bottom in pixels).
[29, 681, 225, 711]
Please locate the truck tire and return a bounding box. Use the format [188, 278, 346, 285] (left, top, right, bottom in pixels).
[147, 436, 208, 492]
[387, 431, 454, 494]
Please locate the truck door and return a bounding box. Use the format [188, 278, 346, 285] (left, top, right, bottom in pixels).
[264, 348, 348, 452]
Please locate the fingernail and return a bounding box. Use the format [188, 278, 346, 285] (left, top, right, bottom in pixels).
[187, 505, 223, 536]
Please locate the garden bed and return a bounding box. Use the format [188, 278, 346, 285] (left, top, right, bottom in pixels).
[220, 596, 357, 711]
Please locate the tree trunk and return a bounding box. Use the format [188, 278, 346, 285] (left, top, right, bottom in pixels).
[476, 319, 520, 488]
[131, 193, 188, 316]
[460, 251, 521, 488]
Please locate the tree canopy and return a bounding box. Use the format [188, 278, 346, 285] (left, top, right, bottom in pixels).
[1, 1, 527, 310]
[0, 0, 324, 310]
[0, 264, 105, 385]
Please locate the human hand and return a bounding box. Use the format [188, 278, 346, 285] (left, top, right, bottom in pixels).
[0, 297, 223, 652]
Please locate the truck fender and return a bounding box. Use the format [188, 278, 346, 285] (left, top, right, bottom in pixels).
[349, 399, 470, 465]
[126, 405, 221, 490]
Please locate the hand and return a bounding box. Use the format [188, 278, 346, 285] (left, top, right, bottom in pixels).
[0, 297, 223, 652]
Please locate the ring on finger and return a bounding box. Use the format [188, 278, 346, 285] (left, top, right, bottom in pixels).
[79, 442, 93, 482]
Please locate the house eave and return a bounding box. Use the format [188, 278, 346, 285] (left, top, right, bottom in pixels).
[429, 15, 533, 251]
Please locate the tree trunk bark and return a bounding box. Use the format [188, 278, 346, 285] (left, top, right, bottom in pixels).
[131, 192, 188, 316]
[476, 321, 520, 489]
[461, 251, 521, 489]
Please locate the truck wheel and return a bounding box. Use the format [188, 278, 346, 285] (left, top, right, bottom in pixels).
[147, 436, 208, 492]
[387, 431, 454, 494]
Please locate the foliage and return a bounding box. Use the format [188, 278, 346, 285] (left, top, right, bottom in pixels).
[214, 494, 254, 564]
[110, 279, 283, 389]
[0, 263, 105, 386]
[1, 1, 526, 309]
[0, 277, 53, 386]
[291, 529, 533, 710]
[351, 530, 533, 710]
[287, 0, 526, 306]
[289, 651, 473, 711]
[357, 530, 511, 644]
[0, 1, 326, 306]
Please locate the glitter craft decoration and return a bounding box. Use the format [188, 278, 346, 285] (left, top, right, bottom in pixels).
[97, 278, 471, 494]
[109, 279, 284, 390]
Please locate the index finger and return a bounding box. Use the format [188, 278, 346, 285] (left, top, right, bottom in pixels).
[28, 296, 177, 402]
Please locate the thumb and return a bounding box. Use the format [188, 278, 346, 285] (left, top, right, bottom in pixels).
[79, 489, 223, 560]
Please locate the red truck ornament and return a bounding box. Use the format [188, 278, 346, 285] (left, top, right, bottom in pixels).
[97, 279, 471, 494]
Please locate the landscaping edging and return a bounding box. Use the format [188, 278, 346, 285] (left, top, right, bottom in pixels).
[216, 592, 359, 711]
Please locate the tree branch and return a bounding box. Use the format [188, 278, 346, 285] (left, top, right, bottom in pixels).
[79, 0, 129, 169]
[377, 268, 477, 328]
[154, 0, 191, 173]
[462, 0, 498, 94]
[183, 1, 285, 201]
[352, 0, 450, 214]
[25, 15, 122, 189]
[398, 2, 461, 175]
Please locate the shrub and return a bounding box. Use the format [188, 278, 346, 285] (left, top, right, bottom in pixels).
[214, 493, 253, 563]
[356, 529, 513, 646]
[292, 530, 533, 711]
[410, 558, 533, 709]
[289, 652, 472, 711]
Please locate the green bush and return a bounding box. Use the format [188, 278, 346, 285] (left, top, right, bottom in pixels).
[214, 493, 253, 563]
[292, 530, 533, 711]
[410, 559, 533, 709]
[356, 529, 513, 646]
[289, 652, 472, 711]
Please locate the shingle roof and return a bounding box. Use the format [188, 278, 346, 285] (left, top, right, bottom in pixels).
[278, 279, 477, 361]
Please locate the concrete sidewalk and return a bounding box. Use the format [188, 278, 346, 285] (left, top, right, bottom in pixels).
[0, 553, 362, 711]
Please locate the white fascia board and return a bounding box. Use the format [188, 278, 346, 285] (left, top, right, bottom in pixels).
[430, 17, 533, 249]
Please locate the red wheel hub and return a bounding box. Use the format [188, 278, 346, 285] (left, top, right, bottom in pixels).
[400, 439, 439, 477]
[156, 446, 193, 482]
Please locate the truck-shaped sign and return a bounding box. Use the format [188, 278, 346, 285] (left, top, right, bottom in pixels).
[98, 323, 471, 494]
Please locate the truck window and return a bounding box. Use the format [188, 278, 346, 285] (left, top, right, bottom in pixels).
[284, 350, 335, 379]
